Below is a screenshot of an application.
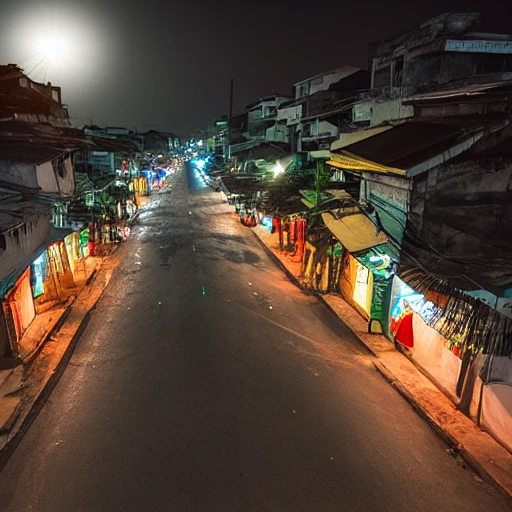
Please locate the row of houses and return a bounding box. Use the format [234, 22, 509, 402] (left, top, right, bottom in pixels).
[0, 63, 181, 366]
[210, 12, 512, 452]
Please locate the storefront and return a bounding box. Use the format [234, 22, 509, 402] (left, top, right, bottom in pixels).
[30, 251, 47, 298]
[65, 233, 80, 274]
[46, 241, 75, 289]
[322, 208, 394, 332]
[4, 268, 36, 347]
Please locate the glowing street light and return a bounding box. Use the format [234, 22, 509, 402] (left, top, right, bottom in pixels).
[272, 163, 284, 177]
[40, 37, 67, 62]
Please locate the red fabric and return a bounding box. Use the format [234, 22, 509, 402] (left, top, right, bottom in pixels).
[394, 312, 414, 348]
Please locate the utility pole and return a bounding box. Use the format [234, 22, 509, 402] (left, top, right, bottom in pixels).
[227, 77, 234, 159]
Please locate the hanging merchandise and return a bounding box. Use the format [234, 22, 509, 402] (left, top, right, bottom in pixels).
[394, 310, 415, 348]
[79, 228, 90, 258]
[65, 233, 79, 274]
[5, 268, 36, 344]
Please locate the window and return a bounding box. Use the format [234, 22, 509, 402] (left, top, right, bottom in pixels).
[393, 57, 404, 87]
[52, 155, 68, 178]
[373, 66, 391, 89]
[299, 84, 310, 98]
[264, 106, 277, 118]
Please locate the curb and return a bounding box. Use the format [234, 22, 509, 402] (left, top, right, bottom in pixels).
[251, 230, 308, 293]
[252, 227, 512, 502]
[252, 228, 374, 355]
[315, 294, 377, 357]
[0, 243, 127, 469]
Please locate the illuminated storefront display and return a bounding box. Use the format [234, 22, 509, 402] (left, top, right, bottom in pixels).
[30, 253, 47, 298]
[5, 268, 36, 343]
[353, 263, 373, 318]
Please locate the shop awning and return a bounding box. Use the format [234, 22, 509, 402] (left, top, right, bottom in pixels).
[327, 151, 406, 175]
[328, 121, 487, 177]
[322, 210, 388, 253]
[0, 226, 72, 297]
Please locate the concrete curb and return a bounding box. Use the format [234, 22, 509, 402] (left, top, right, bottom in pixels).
[251, 231, 305, 292]
[0, 244, 127, 468]
[252, 224, 512, 502]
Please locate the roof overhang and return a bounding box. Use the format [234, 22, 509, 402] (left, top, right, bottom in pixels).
[322, 209, 388, 253]
[327, 151, 406, 176]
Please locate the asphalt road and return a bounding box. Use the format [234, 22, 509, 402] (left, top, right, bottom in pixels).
[0, 165, 509, 512]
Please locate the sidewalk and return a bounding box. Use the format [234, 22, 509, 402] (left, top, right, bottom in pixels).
[0, 187, 163, 459]
[0, 244, 126, 456]
[252, 224, 512, 500]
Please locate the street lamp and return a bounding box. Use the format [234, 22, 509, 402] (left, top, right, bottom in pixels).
[40, 37, 67, 62]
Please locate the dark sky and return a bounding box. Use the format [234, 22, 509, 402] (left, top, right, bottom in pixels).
[0, 0, 510, 136]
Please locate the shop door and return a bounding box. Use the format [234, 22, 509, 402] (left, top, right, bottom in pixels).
[6, 268, 36, 342]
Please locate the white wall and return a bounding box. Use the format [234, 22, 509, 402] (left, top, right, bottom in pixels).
[277, 104, 302, 125]
[481, 383, 512, 452]
[352, 98, 414, 126]
[265, 124, 289, 143]
[294, 68, 360, 99]
[411, 313, 462, 401]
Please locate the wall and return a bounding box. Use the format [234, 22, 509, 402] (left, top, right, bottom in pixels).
[35, 155, 75, 197]
[411, 312, 462, 400]
[277, 104, 302, 125]
[0, 161, 38, 189]
[0, 213, 51, 285]
[408, 158, 512, 291]
[353, 98, 414, 126]
[265, 124, 289, 143]
[469, 355, 512, 453]
[360, 173, 410, 244]
[294, 69, 359, 99]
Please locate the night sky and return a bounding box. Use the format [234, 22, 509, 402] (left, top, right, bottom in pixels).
[0, 0, 510, 136]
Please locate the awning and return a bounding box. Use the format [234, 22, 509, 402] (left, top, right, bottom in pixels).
[327, 151, 406, 175]
[322, 210, 388, 253]
[328, 121, 488, 177]
[301, 198, 314, 209]
[0, 226, 72, 297]
[331, 125, 393, 151]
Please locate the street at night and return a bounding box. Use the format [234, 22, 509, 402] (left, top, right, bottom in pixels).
[0, 166, 508, 511]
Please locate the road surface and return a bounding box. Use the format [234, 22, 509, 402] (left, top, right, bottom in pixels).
[0, 165, 509, 511]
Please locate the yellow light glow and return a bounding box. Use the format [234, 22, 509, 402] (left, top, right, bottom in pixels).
[272, 163, 284, 177]
[41, 37, 66, 62]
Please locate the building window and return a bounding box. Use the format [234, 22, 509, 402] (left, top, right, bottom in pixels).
[52, 155, 68, 178]
[264, 106, 277, 118]
[299, 84, 310, 98]
[373, 66, 391, 89]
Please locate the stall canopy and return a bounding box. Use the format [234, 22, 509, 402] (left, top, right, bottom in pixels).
[327, 151, 406, 175]
[322, 208, 388, 253]
[328, 121, 488, 177]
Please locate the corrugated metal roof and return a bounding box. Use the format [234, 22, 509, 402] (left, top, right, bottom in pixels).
[329, 120, 496, 176]
[0, 122, 88, 163]
[322, 209, 388, 253]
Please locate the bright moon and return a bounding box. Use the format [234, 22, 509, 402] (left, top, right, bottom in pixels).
[40, 37, 66, 62]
